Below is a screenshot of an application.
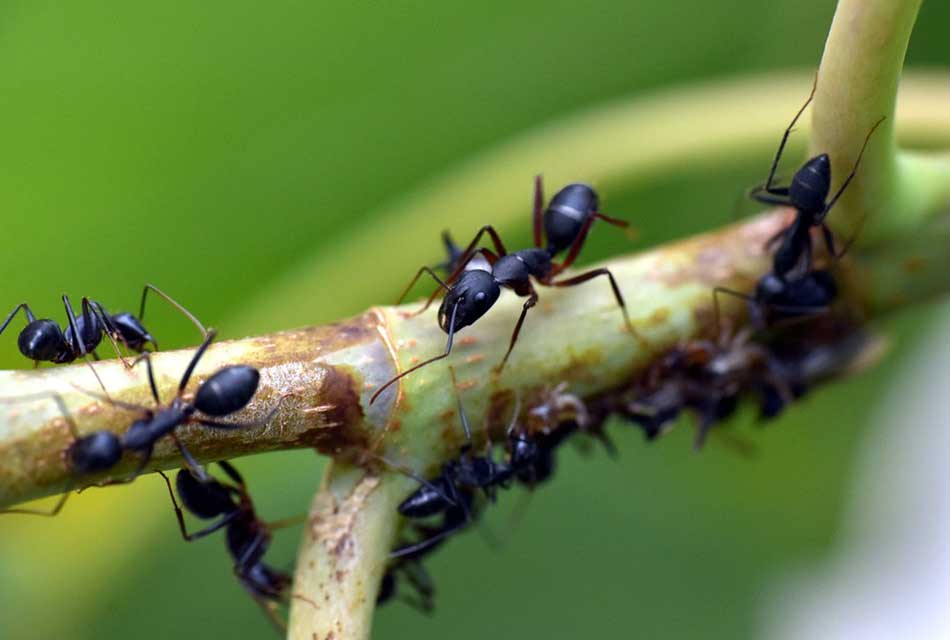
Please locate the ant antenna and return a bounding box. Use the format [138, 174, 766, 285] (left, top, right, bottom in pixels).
[139, 283, 209, 340]
[447, 366, 472, 444]
[369, 302, 460, 405]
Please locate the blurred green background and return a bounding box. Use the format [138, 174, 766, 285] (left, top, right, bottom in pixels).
[1, 1, 948, 638]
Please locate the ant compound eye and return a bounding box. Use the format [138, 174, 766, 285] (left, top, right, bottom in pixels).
[474, 292, 486, 302]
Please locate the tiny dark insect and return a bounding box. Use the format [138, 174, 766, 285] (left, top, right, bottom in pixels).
[371, 176, 638, 404]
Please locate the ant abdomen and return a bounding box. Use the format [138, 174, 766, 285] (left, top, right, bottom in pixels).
[17, 319, 67, 361]
[175, 468, 236, 518]
[544, 183, 598, 255]
[193, 365, 260, 417]
[789, 154, 831, 216]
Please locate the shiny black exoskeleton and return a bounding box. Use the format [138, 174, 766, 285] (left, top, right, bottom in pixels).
[105, 330, 273, 481]
[160, 462, 293, 630]
[1, 284, 206, 370]
[749, 82, 885, 278]
[391, 382, 512, 558]
[371, 176, 636, 404]
[1, 297, 103, 365]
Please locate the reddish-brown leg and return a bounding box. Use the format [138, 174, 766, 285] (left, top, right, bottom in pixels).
[496, 288, 539, 373]
[414, 225, 510, 315]
[550, 215, 596, 276]
[551, 268, 641, 342]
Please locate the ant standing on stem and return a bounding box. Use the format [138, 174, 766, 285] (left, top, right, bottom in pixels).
[370, 177, 640, 404]
[80, 329, 281, 483]
[0, 284, 206, 368]
[714, 80, 885, 326]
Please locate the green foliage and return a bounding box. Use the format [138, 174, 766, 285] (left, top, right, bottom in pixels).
[0, 1, 948, 639]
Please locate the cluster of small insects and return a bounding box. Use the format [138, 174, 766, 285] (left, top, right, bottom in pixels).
[373, 80, 884, 609]
[1, 78, 885, 630]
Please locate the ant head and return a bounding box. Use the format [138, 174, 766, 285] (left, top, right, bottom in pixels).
[69, 431, 122, 474]
[17, 319, 67, 361]
[110, 312, 155, 351]
[193, 365, 260, 417]
[789, 154, 831, 216]
[437, 270, 500, 332]
[175, 468, 238, 519]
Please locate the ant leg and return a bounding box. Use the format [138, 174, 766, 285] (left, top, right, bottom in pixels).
[396, 266, 451, 310]
[217, 460, 246, 487]
[762, 76, 817, 192]
[750, 186, 793, 207]
[130, 352, 162, 405]
[819, 116, 886, 223]
[443, 225, 509, 284]
[265, 513, 308, 531]
[0, 303, 36, 336]
[533, 174, 544, 248]
[551, 268, 639, 341]
[369, 302, 461, 405]
[89, 300, 133, 367]
[157, 471, 238, 540]
[592, 212, 629, 228]
[171, 433, 210, 482]
[552, 215, 595, 274]
[390, 511, 471, 559]
[447, 367, 473, 443]
[177, 329, 218, 396]
[712, 286, 756, 334]
[0, 488, 73, 517]
[496, 291, 538, 373]
[62, 295, 112, 397]
[139, 284, 208, 341]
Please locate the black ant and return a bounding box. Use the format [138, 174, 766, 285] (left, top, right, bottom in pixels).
[93, 283, 208, 355]
[159, 462, 304, 631]
[0, 284, 206, 371]
[390, 373, 513, 558]
[370, 176, 636, 404]
[84, 329, 278, 482]
[0, 392, 124, 516]
[749, 81, 885, 279]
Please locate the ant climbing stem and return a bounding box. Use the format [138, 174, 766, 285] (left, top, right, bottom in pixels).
[750, 77, 886, 276]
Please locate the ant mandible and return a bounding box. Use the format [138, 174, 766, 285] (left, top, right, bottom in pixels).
[159, 462, 304, 631]
[370, 176, 637, 404]
[749, 79, 885, 278]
